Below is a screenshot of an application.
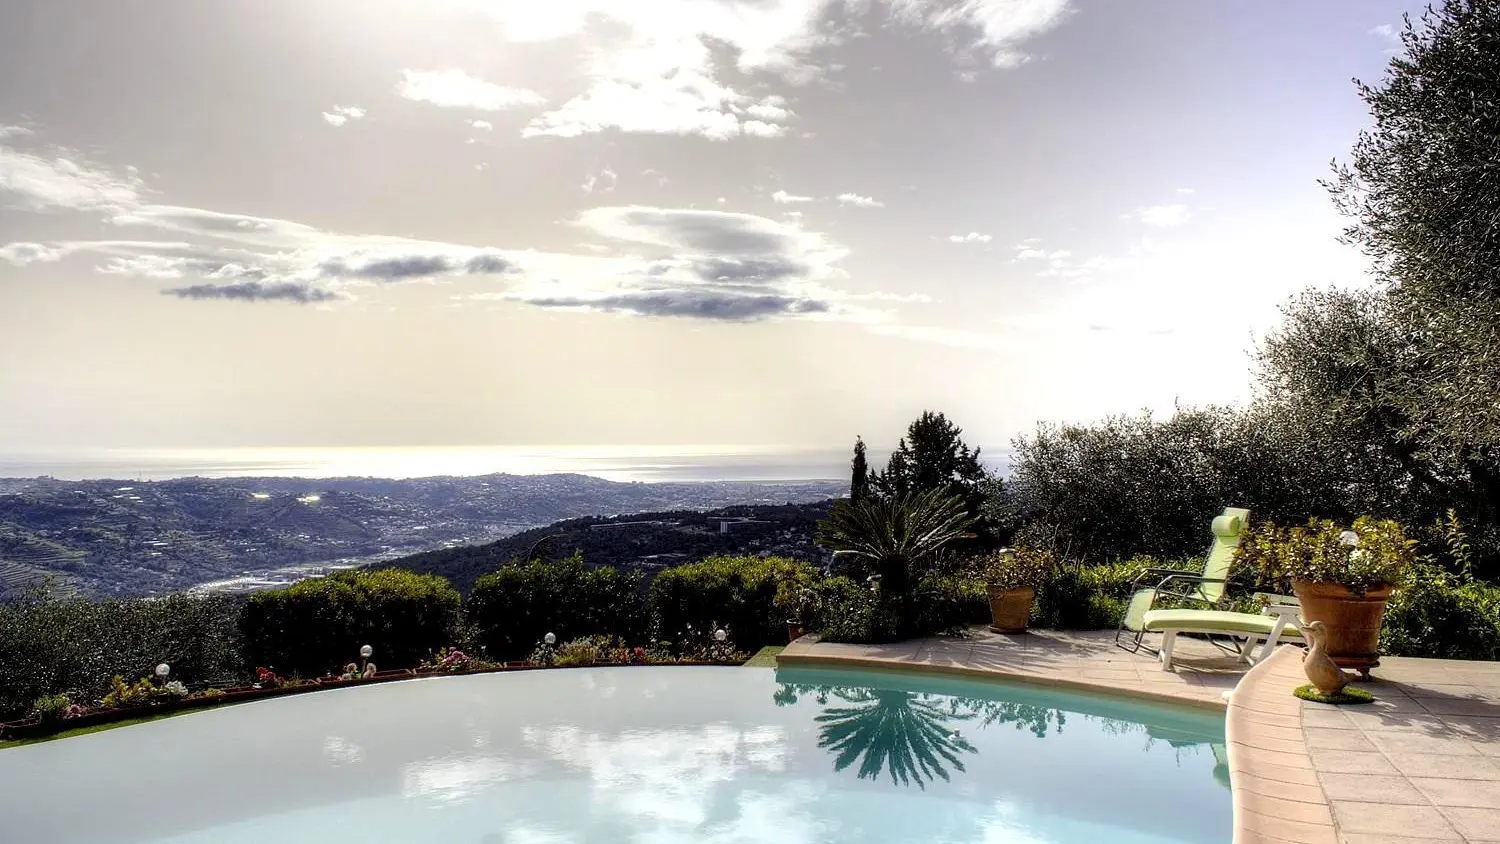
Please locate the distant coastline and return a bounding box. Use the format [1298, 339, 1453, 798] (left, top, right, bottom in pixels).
[0, 445, 1014, 484]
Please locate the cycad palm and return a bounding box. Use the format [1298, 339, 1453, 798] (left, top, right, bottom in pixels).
[816, 488, 973, 602]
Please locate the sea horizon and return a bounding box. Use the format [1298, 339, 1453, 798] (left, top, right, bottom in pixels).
[0, 445, 1016, 485]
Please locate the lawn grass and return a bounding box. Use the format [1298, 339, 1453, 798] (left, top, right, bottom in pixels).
[743, 646, 784, 668]
[0, 704, 232, 751]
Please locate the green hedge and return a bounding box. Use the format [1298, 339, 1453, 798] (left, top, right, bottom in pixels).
[650, 555, 818, 652]
[465, 555, 648, 661]
[238, 569, 460, 678]
[0, 591, 242, 720]
[1382, 566, 1500, 660]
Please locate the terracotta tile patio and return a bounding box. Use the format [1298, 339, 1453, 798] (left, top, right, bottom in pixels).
[775, 627, 1500, 844]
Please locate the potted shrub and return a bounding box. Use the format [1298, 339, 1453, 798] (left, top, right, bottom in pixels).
[775, 582, 821, 643]
[1237, 516, 1415, 678]
[972, 547, 1053, 634]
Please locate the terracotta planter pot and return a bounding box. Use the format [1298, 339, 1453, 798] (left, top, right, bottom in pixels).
[1292, 580, 1395, 677]
[787, 620, 805, 643]
[986, 585, 1035, 634]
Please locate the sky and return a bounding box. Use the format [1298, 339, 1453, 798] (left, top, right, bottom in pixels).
[0, 0, 1422, 454]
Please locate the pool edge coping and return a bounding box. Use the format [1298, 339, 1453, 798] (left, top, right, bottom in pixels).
[774, 650, 1230, 713]
[1226, 646, 1337, 844]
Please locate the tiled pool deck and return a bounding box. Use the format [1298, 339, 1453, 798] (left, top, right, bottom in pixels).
[777, 628, 1500, 844]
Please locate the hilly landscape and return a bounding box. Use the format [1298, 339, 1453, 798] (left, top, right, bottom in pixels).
[386, 500, 837, 593]
[0, 474, 846, 598]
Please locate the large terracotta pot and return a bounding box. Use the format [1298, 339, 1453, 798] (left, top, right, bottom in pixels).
[986, 585, 1035, 634]
[1292, 580, 1395, 677]
[787, 620, 806, 643]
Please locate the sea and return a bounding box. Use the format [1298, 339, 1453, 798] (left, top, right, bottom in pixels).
[0, 445, 1013, 484]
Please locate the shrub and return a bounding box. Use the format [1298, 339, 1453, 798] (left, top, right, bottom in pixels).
[465, 555, 648, 661]
[966, 547, 1055, 590]
[650, 555, 819, 652]
[1235, 517, 1416, 595]
[238, 568, 461, 677]
[0, 589, 243, 721]
[30, 693, 71, 724]
[1382, 564, 1500, 660]
[1032, 558, 1192, 630]
[910, 574, 989, 635]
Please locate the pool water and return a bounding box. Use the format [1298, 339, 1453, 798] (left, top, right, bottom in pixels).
[0, 666, 1230, 844]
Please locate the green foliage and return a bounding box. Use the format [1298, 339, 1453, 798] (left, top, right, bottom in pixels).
[553, 637, 604, 667]
[1005, 408, 1367, 565]
[465, 555, 648, 661]
[965, 547, 1055, 590]
[1234, 517, 1416, 595]
[99, 675, 169, 710]
[0, 589, 243, 721]
[30, 693, 71, 724]
[650, 555, 818, 652]
[850, 436, 872, 504]
[238, 568, 460, 678]
[1032, 558, 1193, 630]
[1324, 1, 1500, 452]
[869, 412, 992, 512]
[909, 574, 989, 636]
[817, 489, 973, 603]
[1381, 563, 1500, 660]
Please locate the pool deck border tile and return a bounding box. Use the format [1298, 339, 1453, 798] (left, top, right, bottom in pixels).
[776, 627, 1500, 844]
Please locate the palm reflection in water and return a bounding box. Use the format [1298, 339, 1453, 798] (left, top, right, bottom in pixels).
[775, 674, 1227, 792]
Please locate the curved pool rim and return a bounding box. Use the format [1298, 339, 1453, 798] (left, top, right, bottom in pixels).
[0, 662, 1233, 844]
[775, 645, 1234, 712]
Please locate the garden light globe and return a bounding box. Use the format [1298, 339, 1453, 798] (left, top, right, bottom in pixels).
[1339, 530, 1359, 547]
[360, 645, 373, 659]
[155, 663, 170, 679]
[544, 632, 556, 645]
[714, 629, 727, 642]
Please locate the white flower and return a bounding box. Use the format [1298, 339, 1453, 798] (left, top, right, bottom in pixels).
[164, 680, 189, 697]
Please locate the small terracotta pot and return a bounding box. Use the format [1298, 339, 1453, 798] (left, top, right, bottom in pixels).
[1292, 580, 1395, 675]
[787, 620, 805, 643]
[986, 585, 1035, 634]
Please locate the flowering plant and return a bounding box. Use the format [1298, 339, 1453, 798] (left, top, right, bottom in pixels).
[254, 666, 284, 688]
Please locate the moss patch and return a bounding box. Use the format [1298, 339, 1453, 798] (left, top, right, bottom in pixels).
[1294, 684, 1376, 705]
[743, 646, 785, 668]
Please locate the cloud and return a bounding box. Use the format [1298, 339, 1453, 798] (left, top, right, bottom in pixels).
[321, 105, 366, 126]
[1369, 23, 1402, 52]
[319, 251, 512, 281]
[772, 190, 814, 204]
[0, 241, 67, 265]
[581, 168, 618, 194]
[396, 69, 545, 111]
[837, 192, 883, 208]
[1175, 187, 1195, 195]
[0, 136, 143, 212]
[948, 232, 992, 244]
[1124, 203, 1190, 228]
[497, 205, 864, 322]
[519, 290, 831, 320]
[468, 119, 493, 131]
[164, 281, 342, 304]
[469, 1, 1072, 145]
[884, 0, 1074, 68]
[0, 125, 33, 140]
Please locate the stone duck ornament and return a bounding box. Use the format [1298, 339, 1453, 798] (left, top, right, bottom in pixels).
[1301, 620, 1349, 696]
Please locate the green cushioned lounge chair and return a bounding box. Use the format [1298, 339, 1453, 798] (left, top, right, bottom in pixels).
[1114, 507, 1303, 671]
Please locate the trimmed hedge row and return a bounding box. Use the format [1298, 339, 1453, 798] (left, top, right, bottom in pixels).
[467, 556, 649, 661]
[239, 569, 462, 678]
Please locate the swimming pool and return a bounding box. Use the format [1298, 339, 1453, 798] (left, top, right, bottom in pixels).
[0, 665, 1229, 844]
